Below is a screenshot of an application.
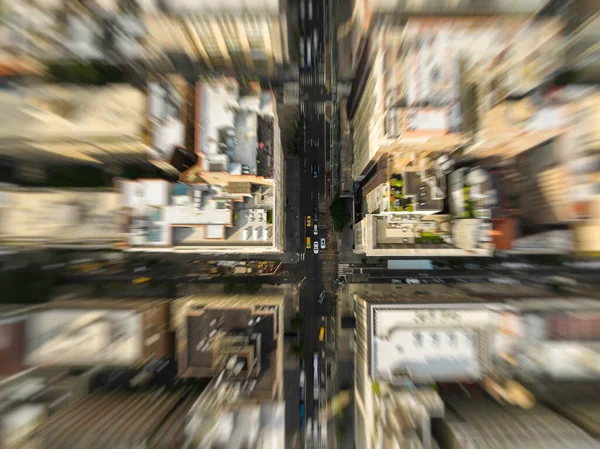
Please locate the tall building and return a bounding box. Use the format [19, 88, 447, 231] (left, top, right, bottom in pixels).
[183, 373, 285, 449]
[171, 289, 284, 400]
[119, 78, 284, 254]
[352, 286, 498, 449]
[353, 152, 495, 256]
[351, 284, 600, 449]
[169, 289, 285, 447]
[0, 185, 121, 249]
[139, 0, 290, 76]
[348, 16, 564, 182]
[338, 0, 550, 81]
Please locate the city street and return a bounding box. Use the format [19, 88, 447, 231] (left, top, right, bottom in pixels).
[297, 0, 336, 447]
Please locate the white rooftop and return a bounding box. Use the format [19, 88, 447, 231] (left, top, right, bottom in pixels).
[370, 304, 495, 382]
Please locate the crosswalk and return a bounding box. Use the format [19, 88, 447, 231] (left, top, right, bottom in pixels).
[300, 102, 327, 115]
[338, 264, 352, 276]
[300, 71, 326, 86]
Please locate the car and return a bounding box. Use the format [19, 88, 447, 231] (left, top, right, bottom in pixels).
[306, 44, 312, 68]
[300, 0, 304, 20]
[406, 278, 420, 284]
[306, 237, 311, 249]
[391, 279, 402, 284]
[312, 164, 319, 178]
[318, 290, 325, 303]
[308, 0, 312, 19]
[299, 371, 305, 389]
[299, 38, 304, 66]
[313, 224, 318, 235]
[132, 276, 151, 285]
[313, 241, 319, 254]
[320, 238, 326, 249]
[306, 216, 312, 227]
[313, 353, 319, 399]
[319, 326, 325, 342]
[313, 206, 318, 222]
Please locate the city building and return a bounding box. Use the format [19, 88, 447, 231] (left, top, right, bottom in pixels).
[561, 0, 600, 83]
[172, 289, 285, 448]
[0, 185, 122, 249]
[139, 0, 290, 76]
[338, 0, 550, 81]
[184, 375, 285, 449]
[352, 286, 499, 449]
[119, 78, 283, 254]
[0, 0, 147, 68]
[25, 385, 201, 449]
[0, 84, 150, 168]
[499, 297, 600, 381]
[470, 85, 600, 253]
[23, 298, 172, 368]
[0, 305, 40, 378]
[146, 75, 194, 173]
[171, 289, 284, 401]
[573, 194, 600, 254]
[354, 153, 494, 256]
[351, 284, 600, 449]
[348, 17, 564, 182]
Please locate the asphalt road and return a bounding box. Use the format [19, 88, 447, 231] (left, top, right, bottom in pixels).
[298, 0, 335, 447]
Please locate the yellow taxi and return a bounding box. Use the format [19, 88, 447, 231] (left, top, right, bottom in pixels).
[306, 216, 312, 227]
[306, 237, 311, 249]
[132, 276, 151, 284]
[319, 326, 325, 342]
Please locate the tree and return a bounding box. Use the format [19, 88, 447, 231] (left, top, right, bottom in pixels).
[291, 313, 303, 330]
[329, 196, 350, 232]
[290, 342, 305, 359]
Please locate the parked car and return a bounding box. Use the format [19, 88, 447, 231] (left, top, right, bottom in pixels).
[318, 290, 325, 303]
[313, 353, 319, 399]
[320, 238, 326, 249]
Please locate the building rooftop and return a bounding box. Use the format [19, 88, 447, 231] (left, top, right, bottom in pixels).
[119, 79, 281, 253]
[0, 84, 149, 164]
[357, 156, 495, 256]
[172, 290, 283, 402]
[442, 393, 600, 449]
[196, 80, 275, 178]
[30, 388, 200, 449]
[147, 78, 186, 163]
[23, 298, 170, 368]
[186, 377, 285, 449]
[120, 177, 276, 250]
[0, 186, 121, 248]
